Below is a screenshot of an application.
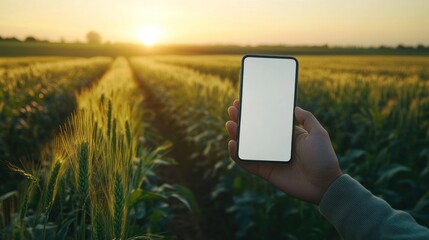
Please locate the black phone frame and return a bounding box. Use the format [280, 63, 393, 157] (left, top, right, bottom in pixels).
[236, 54, 299, 163]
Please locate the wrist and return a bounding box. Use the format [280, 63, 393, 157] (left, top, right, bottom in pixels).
[316, 171, 343, 204]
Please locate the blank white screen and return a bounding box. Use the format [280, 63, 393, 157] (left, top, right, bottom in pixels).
[238, 56, 297, 162]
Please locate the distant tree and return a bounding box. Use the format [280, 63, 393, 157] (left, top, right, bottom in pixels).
[378, 45, 390, 50]
[25, 36, 38, 42]
[0, 36, 19, 42]
[4, 37, 20, 42]
[416, 44, 426, 50]
[86, 31, 102, 44]
[396, 44, 412, 50]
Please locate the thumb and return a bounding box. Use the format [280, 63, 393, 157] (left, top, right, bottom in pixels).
[295, 107, 327, 135]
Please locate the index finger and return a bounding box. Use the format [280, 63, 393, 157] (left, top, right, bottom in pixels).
[295, 107, 327, 136]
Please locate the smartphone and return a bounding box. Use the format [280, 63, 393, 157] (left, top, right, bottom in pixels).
[237, 55, 298, 163]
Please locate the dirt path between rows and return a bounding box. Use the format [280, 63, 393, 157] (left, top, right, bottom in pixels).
[134, 68, 234, 240]
[133, 75, 207, 240]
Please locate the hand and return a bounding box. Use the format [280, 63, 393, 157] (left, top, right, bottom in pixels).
[225, 100, 342, 204]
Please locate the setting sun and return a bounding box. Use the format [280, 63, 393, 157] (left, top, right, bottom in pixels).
[137, 26, 160, 46]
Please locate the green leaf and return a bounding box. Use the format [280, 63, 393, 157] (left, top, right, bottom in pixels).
[153, 142, 172, 155]
[376, 164, 410, 185]
[152, 159, 173, 166]
[127, 189, 166, 207]
[148, 209, 166, 224]
[57, 217, 75, 240]
[170, 184, 200, 214]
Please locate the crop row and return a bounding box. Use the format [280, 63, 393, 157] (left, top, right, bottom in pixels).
[0, 57, 112, 164]
[1, 58, 193, 239]
[297, 57, 429, 226]
[153, 55, 241, 84]
[0, 57, 77, 69]
[154, 55, 429, 85]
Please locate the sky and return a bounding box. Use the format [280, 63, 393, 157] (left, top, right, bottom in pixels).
[1, 0, 428, 46]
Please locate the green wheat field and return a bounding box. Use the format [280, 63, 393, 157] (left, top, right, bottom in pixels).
[1, 55, 429, 239]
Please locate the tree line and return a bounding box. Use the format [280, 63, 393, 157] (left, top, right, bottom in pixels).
[0, 32, 428, 50]
[0, 31, 102, 44]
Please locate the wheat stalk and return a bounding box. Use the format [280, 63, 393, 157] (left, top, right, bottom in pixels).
[107, 99, 112, 137]
[125, 120, 131, 145]
[113, 171, 124, 239]
[92, 205, 105, 240]
[78, 142, 89, 205]
[93, 121, 99, 141]
[112, 118, 117, 151]
[45, 161, 61, 209]
[43, 160, 61, 239]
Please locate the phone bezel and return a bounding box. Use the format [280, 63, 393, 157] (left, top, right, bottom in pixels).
[237, 54, 299, 163]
